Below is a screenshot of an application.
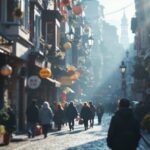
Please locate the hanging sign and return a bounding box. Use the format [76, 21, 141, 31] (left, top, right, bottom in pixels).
[39, 68, 52, 78]
[27, 75, 41, 89]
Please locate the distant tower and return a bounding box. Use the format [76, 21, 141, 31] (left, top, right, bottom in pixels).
[120, 11, 129, 50]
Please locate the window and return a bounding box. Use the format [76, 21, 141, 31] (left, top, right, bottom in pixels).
[45, 21, 54, 44]
[34, 15, 41, 49]
[0, 0, 13, 22]
[18, 0, 29, 29]
[7, 0, 14, 22]
[21, 0, 29, 29]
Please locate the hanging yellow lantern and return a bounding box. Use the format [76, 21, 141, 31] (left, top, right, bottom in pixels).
[39, 68, 52, 78]
[67, 65, 76, 75]
[0, 64, 13, 76]
[67, 65, 76, 72]
[63, 42, 72, 49]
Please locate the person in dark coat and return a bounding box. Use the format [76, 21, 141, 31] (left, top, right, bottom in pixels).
[80, 102, 91, 130]
[107, 98, 140, 150]
[89, 101, 96, 127]
[53, 103, 64, 131]
[26, 99, 39, 138]
[66, 102, 78, 131]
[96, 103, 104, 125]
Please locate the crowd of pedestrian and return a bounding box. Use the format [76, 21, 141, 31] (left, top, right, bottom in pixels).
[25, 99, 105, 138]
[1, 96, 150, 149]
[25, 97, 150, 150]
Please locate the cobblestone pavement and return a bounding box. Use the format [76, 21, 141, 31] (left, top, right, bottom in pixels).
[0, 114, 111, 150]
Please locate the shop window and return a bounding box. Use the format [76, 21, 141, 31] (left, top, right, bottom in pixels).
[46, 21, 54, 44]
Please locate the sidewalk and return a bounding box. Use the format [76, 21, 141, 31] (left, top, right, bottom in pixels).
[137, 130, 150, 150]
[141, 130, 150, 147]
[11, 134, 28, 142]
[11, 125, 68, 142]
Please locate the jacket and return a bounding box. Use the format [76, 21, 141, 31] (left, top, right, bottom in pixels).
[107, 108, 140, 150]
[39, 102, 53, 125]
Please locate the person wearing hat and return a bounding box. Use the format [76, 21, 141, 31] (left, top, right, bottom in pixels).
[107, 98, 141, 150]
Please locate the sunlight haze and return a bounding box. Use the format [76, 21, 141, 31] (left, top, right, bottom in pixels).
[100, 0, 135, 43]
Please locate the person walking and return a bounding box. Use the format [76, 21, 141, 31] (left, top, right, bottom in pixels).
[96, 103, 104, 125]
[53, 103, 64, 131]
[80, 102, 91, 130]
[107, 98, 140, 150]
[39, 101, 53, 138]
[26, 99, 39, 138]
[66, 102, 78, 131]
[89, 101, 96, 127]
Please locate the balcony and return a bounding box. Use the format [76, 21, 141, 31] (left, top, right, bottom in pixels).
[4, 25, 30, 43]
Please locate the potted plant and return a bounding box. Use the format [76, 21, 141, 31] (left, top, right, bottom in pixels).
[0, 103, 16, 145]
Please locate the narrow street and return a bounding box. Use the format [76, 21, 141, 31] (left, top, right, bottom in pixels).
[1, 114, 111, 150]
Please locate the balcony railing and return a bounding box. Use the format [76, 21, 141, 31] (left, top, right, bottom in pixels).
[4, 25, 30, 42]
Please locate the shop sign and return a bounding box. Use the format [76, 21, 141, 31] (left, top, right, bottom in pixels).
[39, 68, 52, 78]
[27, 75, 41, 89]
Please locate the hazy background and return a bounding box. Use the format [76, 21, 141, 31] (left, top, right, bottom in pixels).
[100, 0, 135, 43]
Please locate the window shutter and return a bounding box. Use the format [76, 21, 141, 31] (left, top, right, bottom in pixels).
[7, 0, 14, 22]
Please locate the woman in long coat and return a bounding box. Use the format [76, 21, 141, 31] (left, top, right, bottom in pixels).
[53, 104, 64, 131]
[39, 101, 53, 138]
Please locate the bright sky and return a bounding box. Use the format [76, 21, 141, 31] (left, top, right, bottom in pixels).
[100, 0, 135, 43]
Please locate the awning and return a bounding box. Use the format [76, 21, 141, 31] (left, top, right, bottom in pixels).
[46, 78, 61, 87]
[64, 87, 75, 93]
[58, 76, 74, 85]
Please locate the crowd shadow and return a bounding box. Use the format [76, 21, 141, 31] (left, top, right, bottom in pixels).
[65, 138, 110, 150]
[49, 127, 84, 136]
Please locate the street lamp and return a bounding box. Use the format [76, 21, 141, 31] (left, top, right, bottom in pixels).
[119, 61, 127, 97]
[120, 61, 126, 74]
[68, 29, 74, 41]
[88, 36, 94, 46]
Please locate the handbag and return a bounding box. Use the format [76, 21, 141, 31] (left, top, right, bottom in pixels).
[78, 118, 84, 125]
[35, 124, 43, 135]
